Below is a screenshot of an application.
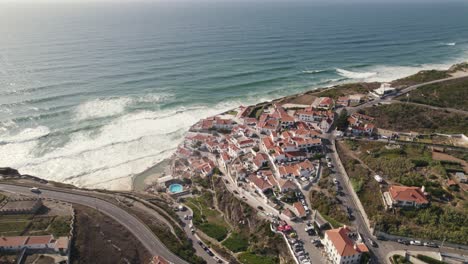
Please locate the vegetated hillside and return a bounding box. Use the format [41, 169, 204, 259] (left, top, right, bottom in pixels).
[315, 82, 380, 99]
[281, 82, 380, 105]
[362, 104, 468, 134]
[338, 140, 468, 244]
[391, 70, 450, 87]
[398, 76, 468, 111]
[191, 176, 293, 264]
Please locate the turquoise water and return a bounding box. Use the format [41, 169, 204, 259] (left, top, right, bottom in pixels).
[169, 184, 183, 194]
[0, 2, 467, 189]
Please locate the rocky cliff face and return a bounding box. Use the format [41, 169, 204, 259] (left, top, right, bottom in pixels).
[0, 167, 48, 184]
[0, 167, 20, 176]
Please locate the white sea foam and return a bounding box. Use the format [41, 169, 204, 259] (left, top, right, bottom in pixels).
[0, 126, 50, 143]
[302, 69, 326, 74]
[75, 97, 132, 121]
[0, 98, 250, 190]
[74, 94, 171, 121]
[444, 42, 456, 46]
[336, 68, 377, 79]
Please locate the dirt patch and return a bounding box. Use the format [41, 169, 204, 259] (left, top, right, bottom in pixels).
[432, 151, 468, 174]
[70, 205, 150, 264]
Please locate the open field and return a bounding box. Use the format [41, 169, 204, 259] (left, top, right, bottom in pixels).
[70, 204, 150, 264]
[362, 104, 468, 134]
[397, 76, 468, 111]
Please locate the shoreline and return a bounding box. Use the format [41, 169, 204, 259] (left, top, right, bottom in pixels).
[130, 63, 468, 191]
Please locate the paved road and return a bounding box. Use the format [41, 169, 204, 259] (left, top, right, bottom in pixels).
[0, 184, 189, 264]
[323, 136, 386, 263]
[175, 205, 224, 264]
[346, 73, 468, 115]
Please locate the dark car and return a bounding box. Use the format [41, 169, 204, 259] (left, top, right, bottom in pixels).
[257, 206, 264, 211]
[206, 249, 214, 256]
[397, 239, 410, 245]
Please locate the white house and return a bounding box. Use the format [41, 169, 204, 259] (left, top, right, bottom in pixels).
[323, 227, 369, 264]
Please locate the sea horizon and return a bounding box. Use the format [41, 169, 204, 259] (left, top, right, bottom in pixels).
[1, 1, 467, 190]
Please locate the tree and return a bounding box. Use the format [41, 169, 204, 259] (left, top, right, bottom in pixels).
[336, 109, 349, 131]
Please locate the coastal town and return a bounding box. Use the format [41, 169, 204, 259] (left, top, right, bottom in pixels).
[148, 68, 468, 264]
[1, 65, 467, 264]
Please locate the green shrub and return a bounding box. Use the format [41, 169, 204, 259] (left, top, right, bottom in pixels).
[416, 254, 447, 264]
[222, 233, 249, 252]
[200, 223, 228, 241]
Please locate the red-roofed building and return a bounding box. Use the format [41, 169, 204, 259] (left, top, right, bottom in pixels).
[337, 96, 349, 107]
[248, 175, 273, 193]
[253, 153, 269, 170]
[324, 226, 369, 264]
[312, 97, 334, 110]
[385, 185, 429, 208]
[0, 235, 69, 254]
[293, 202, 307, 218]
[281, 208, 296, 220]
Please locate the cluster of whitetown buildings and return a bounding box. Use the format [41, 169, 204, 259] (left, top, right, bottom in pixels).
[171, 99, 336, 208]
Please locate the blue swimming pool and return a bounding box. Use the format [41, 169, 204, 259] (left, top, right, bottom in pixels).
[168, 184, 183, 193]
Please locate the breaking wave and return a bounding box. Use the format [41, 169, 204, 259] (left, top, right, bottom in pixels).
[336, 68, 377, 79]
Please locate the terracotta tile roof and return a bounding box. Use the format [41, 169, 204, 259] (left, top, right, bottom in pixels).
[325, 227, 365, 257]
[0, 236, 28, 247]
[282, 208, 295, 218]
[248, 175, 273, 192]
[25, 235, 53, 245]
[293, 202, 306, 217]
[253, 153, 269, 167]
[389, 185, 428, 204]
[278, 178, 298, 191]
[262, 137, 275, 149]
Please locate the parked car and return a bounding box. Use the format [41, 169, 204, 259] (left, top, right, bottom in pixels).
[30, 187, 41, 193]
[257, 206, 264, 211]
[397, 239, 410, 245]
[410, 240, 422, 246]
[424, 242, 438, 248]
[233, 190, 239, 194]
[205, 249, 214, 256]
[327, 162, 333, 168]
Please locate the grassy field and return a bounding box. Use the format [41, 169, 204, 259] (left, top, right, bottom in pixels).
[397, 76, 468, 111]
[222, 232, 249, 253]
[362, 104, 468, 134]
[391, 70, 450, 87]
[237, 252, 278, 264]
[309, 190, 349, 226]
[186, 192, 230, 241]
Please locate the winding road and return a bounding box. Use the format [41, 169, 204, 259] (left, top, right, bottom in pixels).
[0, 184, 189, 264]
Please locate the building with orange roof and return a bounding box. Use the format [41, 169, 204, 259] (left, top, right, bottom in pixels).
[384, 185, 429, 208]
[0, 235, 69, 255]
[293, 202, 307, 218]
[324, 226, 369, 264]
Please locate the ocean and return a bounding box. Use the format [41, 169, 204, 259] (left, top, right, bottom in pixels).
[0, 1, 467, 190]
